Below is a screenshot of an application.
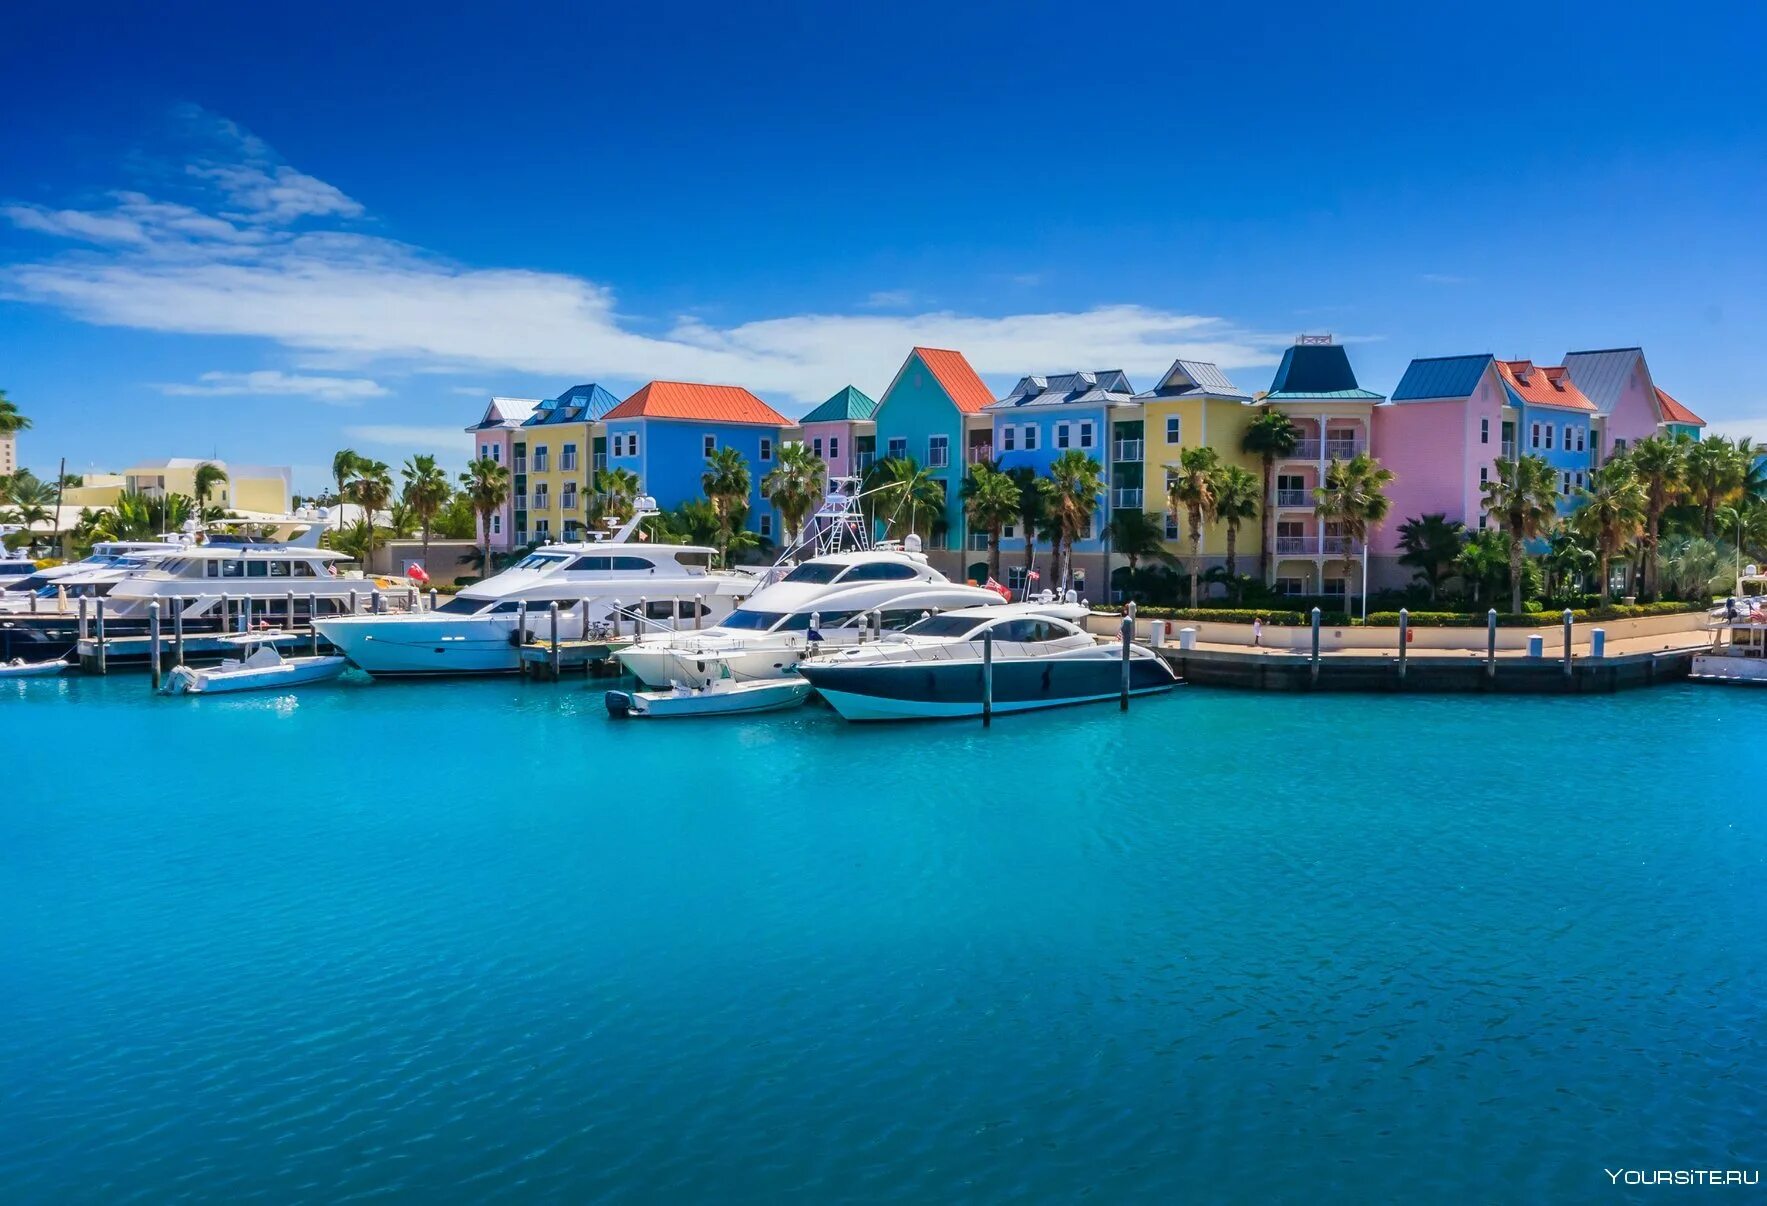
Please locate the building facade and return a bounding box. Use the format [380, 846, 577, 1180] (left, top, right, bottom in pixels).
[796, 385, 878, 482]
[1560, 347, 1706, 452]
[466, 397, 527, 551]
[602, 381, 792, 541]
[115, 458, 292, 514]
[870, 347, 997, 572]
[1134, 360, 1260, 579]
[517, 383, 619, 544]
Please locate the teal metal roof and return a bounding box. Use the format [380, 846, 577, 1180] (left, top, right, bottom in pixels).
[1265, 343, 1383, 400]
[1264, 388, 1386, 401]
[1390, 354, 1492, 402]
[798, 385, 878, 425]
[522, 383, 620, 426]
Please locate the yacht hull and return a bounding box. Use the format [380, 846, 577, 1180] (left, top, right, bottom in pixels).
[617, 640, 806, 688]
[799, 654, 1176, 722]
[605, 677, 813, 718]
[314, 615, 523, 676]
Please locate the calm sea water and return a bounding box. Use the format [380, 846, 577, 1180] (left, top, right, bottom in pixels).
[1, 673, 1761, 1203]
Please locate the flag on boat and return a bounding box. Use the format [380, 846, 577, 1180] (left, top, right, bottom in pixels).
[985, 577, 1011, 600]
[406, 562, 430, 584]
[1027, 569, 1040, 582]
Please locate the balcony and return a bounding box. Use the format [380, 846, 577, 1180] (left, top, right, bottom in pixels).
[561, 495, 579, 512]
[1276, 488, 1311, 508]
[1113, 439, 1144, 462]
[1501, 441, 1516, 458]
[1287, 439, 1321, 460]
[854, 453, 875, 475]
[593, 454, 608, 472]
[967, 532, 991, 551]
[1322, 536, 1352, 554]
[1111, 488, 1143, 509]
[966, 443, 994, 464]
[513, 494, 528, 511]
[530, 496, 550, 512]
[1273, 537, 1312, 556]
[1324, 438, 1362, 460]
[513, 457, 528, 474]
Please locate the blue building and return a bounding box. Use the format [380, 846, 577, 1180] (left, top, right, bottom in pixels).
[983, 371, 1137, 593]
[602, 381, 792, 540]
[870, 347, 997, 565]
[1495, 359, 1598, 517]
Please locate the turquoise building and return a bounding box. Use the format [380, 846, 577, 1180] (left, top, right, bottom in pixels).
[870, 348, 996, 560]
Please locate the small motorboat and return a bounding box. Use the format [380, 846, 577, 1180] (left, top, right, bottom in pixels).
[605, 676, 813, 719]
[162, 642, 348, 695]
[0, 656, 69, 678]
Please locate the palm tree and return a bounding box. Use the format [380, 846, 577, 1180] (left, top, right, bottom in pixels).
[1572, 461, 1648, 604]
[1313, 452, 1395, 617]
[1684, 435, 1745, 539]
[596, 466, 641, 524]
[1005, 465, 1047, 576]
[331, 449, 362, 511]
[401, 453, 452, 567]
[1213, 464, 1261, 593]
[873, 457, 945, 543]
[459, 456, 511, 577]
[1395, 512, 1467, 601]
[1037, 449, 1106, 592]
[1544, 529, 1597, 602]
[1166, 446, 1221, 605]
[962, 462, 1022, 583]
[701, 445, 751, 567]
[1625, 435, 1689, 600]
[1481, 453, 1559, 613]
[1107, 508, 1165, 575]
[192, 461, 229, 516]
[761, 442, 827, 552]
[1454, 529, 1511, 605]
[347, 459, 394, 572]
[0, 390, 30, 439]
[1242, 408, 1299, 584]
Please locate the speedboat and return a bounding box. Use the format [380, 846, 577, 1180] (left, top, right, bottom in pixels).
[797, 603, 1177, 721]
[0, 555, 40, 591]
[0, 656, 69, 678]
[315, 501, 755, 677]
[605, 675, 813, 719]
[161, 641, 348, 695]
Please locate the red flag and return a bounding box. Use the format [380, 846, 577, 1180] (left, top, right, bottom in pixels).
[985, 577, 1011, 601]
[407, 562, 431, 584]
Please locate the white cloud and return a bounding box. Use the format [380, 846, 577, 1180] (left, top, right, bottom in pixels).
[157, 369, 388, 403]
[344, 424, 471, 450]
[860, 289, 914, 309]
[2, 107, 1284, 406]
[1707, 416, 1767, 444]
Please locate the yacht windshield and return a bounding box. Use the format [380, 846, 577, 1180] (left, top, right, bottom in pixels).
[512, 553, 570, 571]
[720, 608, 785, 631]
[435, 596, 491, 615]
[902, 614, 986, 639]
[782, 562, 846, 585]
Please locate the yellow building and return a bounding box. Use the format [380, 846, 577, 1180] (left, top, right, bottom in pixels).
[119, 459, 292, 514]
[1133, 359, 1263, 566]
[512, 384, 619, 544]
[0, 433, 15, 476]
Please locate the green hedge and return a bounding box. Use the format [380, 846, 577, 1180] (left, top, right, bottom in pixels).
[1363, 602, 1706, 627]
[1094, 606, 1352, 626]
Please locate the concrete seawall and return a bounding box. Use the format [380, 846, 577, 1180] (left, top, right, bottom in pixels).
[1158, 646, 1696, 693]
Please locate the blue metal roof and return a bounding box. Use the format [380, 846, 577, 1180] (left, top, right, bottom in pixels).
[1134, 359, 1251, 401]
[1265, 342, 1382, 399]
[521, 382, 620, 426]
[984, 370, 1137, 412]
[1390, 355, 1492, 402]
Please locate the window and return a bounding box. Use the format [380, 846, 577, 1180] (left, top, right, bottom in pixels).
[812, 438, 823, 457]
[1561, 471, 1571, 495]
[1478, 514, 1488, 531]
[784, 562, 847, 584]
[829, 436, 839, 458]
[562, 444, 578, 471]
[533, 445, 550, 471]
[1545, 424, 1554, 450]
[1002, 426, 1016, 452]
[1530, 422, 1541, 449]
[703, 435, 717, 457]
[1322, 578, 1347, 598]
[1007, 565, 1027, 591]
[1164, 513, 1179, 540]
[887, 437, 908, 460]
[562, 482, 578, 510]
[927, 435, 949, 467]
[1079, 421, 1094, 449]
[644, 600, 676, 621]
[491, 514, 502, 535]
[611, 434, 623, 456]
[492, 444, 502, 463]
[1056, 423, 1071, 449]
[479, 443, 489, 459]
[627, 432, 640, 457]
[1562, 424, 1573, 451]
[1023, 425, 1038, 451]
[1614, 438, 1628, 454]
[1480, 418, 1490, 445]
[221, 559, 244, 578]
[1576, 427, 1586, 452]
[268, 560, 290, 578]
[535, 520, 550, 538]
[1275, 577, 1304, 596]
[1166, 416, 1181, 443]
[841, 561, 920, 582]
[1575, 471, 1585, 489]
[533, 484, 549, 509]
[759, 513, 773, 538]
[1480, 466, 1488, 484]
[760, 438, 773, 461]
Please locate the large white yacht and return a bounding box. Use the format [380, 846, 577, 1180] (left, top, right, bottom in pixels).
[315, 503, 755, 677]
[615, 480, 1006, 688]
[0, 540, 189, 609]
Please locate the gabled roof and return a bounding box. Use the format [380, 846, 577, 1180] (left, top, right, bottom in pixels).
[1559, 348, 1644, 416]
[465, 397, 527, 432]
[1654, 387, 1705, 427]
[522, 382, 620, 426]
[799, 385, 878, 425]
[911, 347, 996, 414]
[605, 381, 791, 426]
[1389, 354, 1493, 402]
[1495, 360, 1597, 413]
[1135, 358, 1250, 401]
[1264, 341, 1384, 401]
[985, 369, 1137, 412]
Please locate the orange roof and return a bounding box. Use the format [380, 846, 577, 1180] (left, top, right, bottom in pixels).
[604, 381, 790, 426]
[1654, 387, 1705, 427]
[912, 347, 996, 414]
[1495, 359, 1597, 412]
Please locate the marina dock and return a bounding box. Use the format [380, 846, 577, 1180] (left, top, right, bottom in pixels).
[76, 627, 323, 673]
[516, 637, 632, 679]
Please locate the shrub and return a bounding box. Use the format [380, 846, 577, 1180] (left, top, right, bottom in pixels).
[1094, 606, 1351, 626]
[1362, 601, 1704, 627]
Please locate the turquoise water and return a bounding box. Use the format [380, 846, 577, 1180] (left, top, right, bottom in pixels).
[2, 674, 1762, 1202]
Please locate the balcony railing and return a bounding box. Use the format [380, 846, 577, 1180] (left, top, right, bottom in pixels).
[1501, 441, 1516, 458]
[531, 495, 550, 511]
[1274, 536, 1312, 555]
[1322, 536, 1352, 554]
[1287, 439, 1320, 459]
[854, 453, 875, 475]
[561, 495, 579, 512]
[513, 457, 528, 474]
[1324, 438, 1362, 459]
[1276, 488, 1311, 508]
[967, 443, 994, 464]
[1112, 487, 1143, 509]
[1113, 439, 1144, 462]
[513, 494, 528, 511]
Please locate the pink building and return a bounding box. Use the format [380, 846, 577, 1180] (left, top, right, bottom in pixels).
[465, 397, 528, 552]
[1561, 347, 1706, 452]
[794, 384, 878, 484]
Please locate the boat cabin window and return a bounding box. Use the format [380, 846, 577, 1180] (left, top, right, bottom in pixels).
[292, 561, 318, 577]
[879, 608, 935, 630]
[783, 562, 847, 585]
[567, 556, 611, 572]
[721, 608, 782, 631]
[678, 600, 710, 618]
[267, 560, 290, 578]
[674, 551, 712, 570]
[218, 559, 246, 578]
[903, 614, 987, 639]
[841, 562, 919, 582]
[992, 618, 1068, 642]
[644, 600, 675, 620]
[436, 596, 490, 615]
[246, 560, 270, 578]
[513, 553, 570, 571]
[613, 556, 654, 572]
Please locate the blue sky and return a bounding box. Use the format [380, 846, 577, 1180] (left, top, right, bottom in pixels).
[3, 0, 1764, 493]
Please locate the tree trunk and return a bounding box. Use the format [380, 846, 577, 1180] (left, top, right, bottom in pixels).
[1225, 523, 1239, 603]
[1258, 455, 1273, 585]
[988, 531, 1002, 583]
[1023, 532, 1035, 574]
[1644, 511, 1661, 600]
[1598, 552, 1612, 604]
[1509, 528, 1524, 614]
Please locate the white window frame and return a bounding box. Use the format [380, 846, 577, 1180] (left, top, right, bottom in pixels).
[562, 443, 578, 471]
[927, 435, 950, 468]
[1479, 465, 1488, 484]
[1563, 424, 1573, 451]
[759, 513, 772, 538]
[629, 432, 640, 457]
[829, 436, 839, 458]
[1056, 422, 1071, 450]
[533, 445, 550, 472]
[887, 437, 908, 460]
[1023, 425, 1038, 451]
[1001, 426, 1016, 452]
[1576, 427, 1586, 452]
[1166, 415, 1181, 443]
[490, 514, 502, 535]
[1545, 424, 1554, 450]
[1479, 418, 1489, 445]
[1079, 421, 1094, 449]
[760, 438, 773, 462]
[1530, 422, 1541, 449]
[812, 437, 823, 457]
[703, 434, 716, 458]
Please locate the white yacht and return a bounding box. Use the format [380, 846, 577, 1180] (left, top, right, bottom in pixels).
[797, 602, 1177, 721]
[0, 541, 188, 610]
[615, 480, 1006, 689]
[315, 504, 755, 677]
